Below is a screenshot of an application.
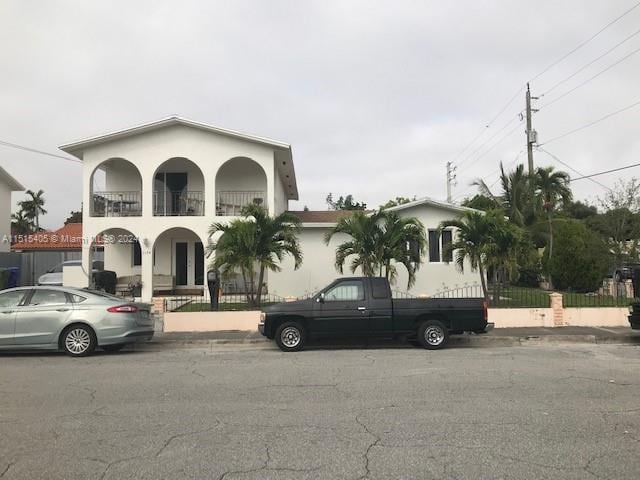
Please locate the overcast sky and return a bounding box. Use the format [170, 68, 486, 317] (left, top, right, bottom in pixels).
[1, 0, 639, 228]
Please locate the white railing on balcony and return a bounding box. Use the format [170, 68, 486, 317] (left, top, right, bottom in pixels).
[154, 191, 204, 216]
[216, 191, 266, 216]
[92, 191, 142, 217]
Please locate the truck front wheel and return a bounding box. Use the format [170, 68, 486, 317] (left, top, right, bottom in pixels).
[418, 320, 449, 350]
[275, 321, 306, 352]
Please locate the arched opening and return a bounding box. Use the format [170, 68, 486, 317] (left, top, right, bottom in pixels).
[90, 158, 142, 217]
[153, 157, 205, 216]
[153, 227, 205, 294]
[89, 228, 140, 296]
[215, 157, 268, 216]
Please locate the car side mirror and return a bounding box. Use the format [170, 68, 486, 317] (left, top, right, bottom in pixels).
[316, 293, 325, 303]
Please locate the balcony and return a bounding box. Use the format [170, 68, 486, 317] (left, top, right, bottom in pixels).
[154, 191, 204, 216]
[92, 191, 142, 217]
[216, 191, 266, 216]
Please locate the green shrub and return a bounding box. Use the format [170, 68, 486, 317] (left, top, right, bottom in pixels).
[545, 220, 611, 292]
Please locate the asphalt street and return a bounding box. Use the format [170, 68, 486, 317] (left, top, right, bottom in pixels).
[1, 343, 639, 479]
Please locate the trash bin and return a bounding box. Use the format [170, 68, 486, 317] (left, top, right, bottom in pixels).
[7, 267, 20, 288]
[207, 270, 220, 311]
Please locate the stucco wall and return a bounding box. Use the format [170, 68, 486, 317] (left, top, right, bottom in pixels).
[0, 181, 10, 252]
[164, 311, 262, 332]
[489, 308, 555, 328]
[564, 308, 629, 327]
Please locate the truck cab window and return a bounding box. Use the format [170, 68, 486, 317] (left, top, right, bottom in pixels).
[371, 278, 391, 299]
[324, 280, 365, 301]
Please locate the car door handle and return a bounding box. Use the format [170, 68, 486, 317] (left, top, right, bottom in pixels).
[357, 306, 366, 311]
[1, 310, 13, 314]
[56, 308, 70, 312]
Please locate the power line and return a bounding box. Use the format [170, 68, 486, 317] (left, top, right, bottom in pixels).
[462, 121, 523, 170]
[0, 140, 81, 164]
[539, 99, 640, 146]
[529, 0, 640, 82]
[536, 146, 610, 191]
[542, 26, 640, 97]
[571, 162, 640, 181]
[457, 115, 520, 167]
[541, 44, 640, 109]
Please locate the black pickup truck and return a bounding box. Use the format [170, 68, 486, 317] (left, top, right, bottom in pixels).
[259, 277, 491, 351]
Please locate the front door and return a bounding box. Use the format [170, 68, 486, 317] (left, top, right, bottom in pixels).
[0, 290, 28, 345]
[312, 279, 369, 336]
[173, 240, 205, 288]
[14, 289, 73, 345]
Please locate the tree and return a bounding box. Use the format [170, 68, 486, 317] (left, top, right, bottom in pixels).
[11, 208, 33, 235]
[20, 189, 47, 231]
[534, 166, 572, 288]
[564, 200, 597, 220]
[326, 193, 367, 210]
[380, 196, 415, 210]
[64, 210, 83, 224]
[440, 210, 523, 301]
[461, 194, 499, 212]
[587, 208, 640, 265]
[474, 163, 532, 226]
[545, 220, 610, 292]
[324, 210, 426, 288]
[207, 205, 302, 307]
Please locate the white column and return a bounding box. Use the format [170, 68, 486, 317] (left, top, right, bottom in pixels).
[267, 161, 276, 216]
[140, 236, 155, 301]
[81, 241, 93, 288]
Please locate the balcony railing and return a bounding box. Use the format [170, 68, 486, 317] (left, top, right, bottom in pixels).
[216, 191, 266, 216]
[154, 191, 204, 216]
[92, 191, 142, 217]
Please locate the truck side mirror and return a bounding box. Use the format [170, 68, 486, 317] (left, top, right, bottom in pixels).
[316, 292, 325, 303]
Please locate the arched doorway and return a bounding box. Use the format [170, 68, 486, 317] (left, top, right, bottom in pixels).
[89, 228, 140, 294]
[90, 158, 142, 217]
[215, 157, 267, 216]
[153, 157, 205, 216]
[153, 228, 206, 294]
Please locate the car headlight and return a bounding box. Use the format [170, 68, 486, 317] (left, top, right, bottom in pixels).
[259, 312, 266, 325]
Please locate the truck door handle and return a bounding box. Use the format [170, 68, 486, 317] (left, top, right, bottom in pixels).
[1, 310, 13, 314]
[357, 306, 366, 311]
[56, 308, 70, 312]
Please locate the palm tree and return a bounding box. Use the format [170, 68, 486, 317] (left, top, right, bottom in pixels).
[440, 211, 496, 301]
[473, 163, 532, 226]
[207, 205, 302, 307]
[377, 211, 426, 288]
[20, 189, 47, 231]
[324, 210, 384, 278]
[535, 166, 571, 287]
[11, 208, 33, 235]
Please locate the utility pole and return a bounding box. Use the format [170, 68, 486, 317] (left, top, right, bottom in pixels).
[525, 83, 539, 177]
[446, 161, 456, 203]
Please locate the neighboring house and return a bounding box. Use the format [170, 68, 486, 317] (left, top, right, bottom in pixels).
[0, 165, 24, 253]
[60, 116, 479, 302]
[10, 223, 103, 286]
[268, 199, 481, 298]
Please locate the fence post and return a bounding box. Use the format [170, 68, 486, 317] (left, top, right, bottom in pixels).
[549, 292, 564, 327]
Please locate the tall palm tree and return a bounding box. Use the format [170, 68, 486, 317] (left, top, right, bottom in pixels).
[377, 211, 426, 288]
[535, 166, 572, 287]
[11, 208, 33, 235]
[440, 211, 496, 301]
[20, 189, 47, 231]
[207, 205, 302, 307]
[473, 163, 532, 226]
[324, 210, 384, 278]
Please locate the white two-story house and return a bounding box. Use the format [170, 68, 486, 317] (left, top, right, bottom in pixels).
[61, 116, 481, 302]
[60, 116, 298, 301]
[0, 165, 24, 252]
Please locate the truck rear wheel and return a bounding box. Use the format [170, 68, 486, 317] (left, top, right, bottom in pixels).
[418, 320, 449, 350]
[275, 321, 306, 352]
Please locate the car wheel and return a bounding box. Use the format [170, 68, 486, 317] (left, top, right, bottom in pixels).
[62, 325, 97, 357]
[275, 321, 305, 352]
[418, 320, 449, 350]
[102, 344, 125, 353]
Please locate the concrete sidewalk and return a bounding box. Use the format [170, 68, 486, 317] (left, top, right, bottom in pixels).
[143, 326, 640, 349]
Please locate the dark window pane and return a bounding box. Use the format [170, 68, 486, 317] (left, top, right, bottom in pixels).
[195, 242, 204, 285]
[442, 230, 453, 262]
[428, 230, 440, 262]
[132, 241, 142, 266]
[371, 278, 391, 299]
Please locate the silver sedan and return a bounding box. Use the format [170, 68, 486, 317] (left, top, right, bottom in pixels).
[0, 286, 154, 356]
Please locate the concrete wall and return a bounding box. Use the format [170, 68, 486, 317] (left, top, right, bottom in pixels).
[103, 159, 142, 193]
[164, 311, 262, 332]
[489, 308, 555, 328]
[564, 308, 630, 328]
[0, 181, 11, 252]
